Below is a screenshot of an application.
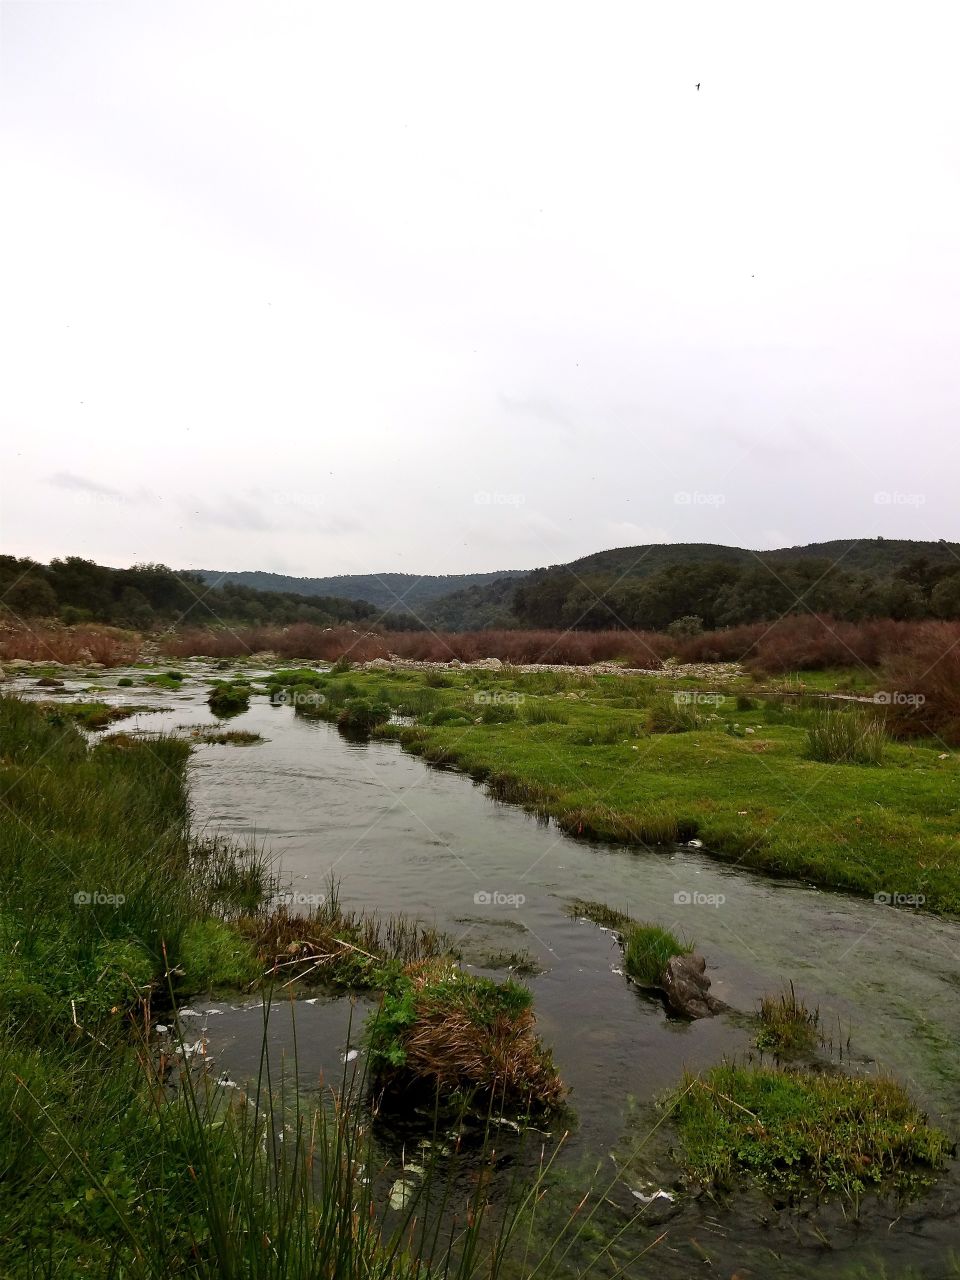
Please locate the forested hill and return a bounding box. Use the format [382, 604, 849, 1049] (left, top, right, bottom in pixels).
[189, 568, 529, 614]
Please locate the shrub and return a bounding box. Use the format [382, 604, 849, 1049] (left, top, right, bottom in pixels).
[117, 677, 133, 687]
[882, 622, 960, 745]
[805, 710, 886, 764]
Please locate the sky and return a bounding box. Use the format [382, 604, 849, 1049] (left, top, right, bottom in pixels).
[1, 0, 959, 577]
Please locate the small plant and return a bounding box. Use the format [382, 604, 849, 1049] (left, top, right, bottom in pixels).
[329, 655, 353, 674]
[117, 676, 134, 687]
[806, 709, 887, 764]
[735, 693, 756, 711]
[624, 923, 692, 985]
[756, 982, 820, 1056]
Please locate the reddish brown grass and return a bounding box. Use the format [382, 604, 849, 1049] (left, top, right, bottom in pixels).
[881, 622, 960, 745]
[160, 625, 673, 666]
[0, 624, 140, 667]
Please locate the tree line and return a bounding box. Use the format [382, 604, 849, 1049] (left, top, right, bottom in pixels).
[511, 556, 960, 632]
[0, 557, 389, 630]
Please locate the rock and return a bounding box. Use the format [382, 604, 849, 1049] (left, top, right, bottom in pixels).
[661, 953, 723, 1019]
[6, 659, 34, 671]
[35, 677, 65, 688]
[86, 661, 105, 670]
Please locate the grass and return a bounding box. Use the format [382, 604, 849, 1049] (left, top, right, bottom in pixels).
[566, 900, 692, 989]
[0, 694, 588, 1276]
[623, 924, 692, 986]
[671, 1064, 950, 1198]
[806, 709, 888, 764]
[189, 728, 263, 745]
[35, 699, 144, 730]
[282, 668, 960, 913]
[366, 962, 564, 1113]
[756, 983, 821, 1056]
[207, 679, 252, 717]
[565, 898, 634, 931]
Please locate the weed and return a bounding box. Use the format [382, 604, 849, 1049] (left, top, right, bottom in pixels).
[756, 983, 820, 1056]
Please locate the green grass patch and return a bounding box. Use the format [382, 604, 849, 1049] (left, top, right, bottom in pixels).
[624, 923, 691, 986]
[207, 679, 252, 717]
[285, 669, 960, 913]
[672, 1064, 950, 1198]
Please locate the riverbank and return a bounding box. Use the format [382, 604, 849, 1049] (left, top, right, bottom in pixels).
[268, 665, 960, 915]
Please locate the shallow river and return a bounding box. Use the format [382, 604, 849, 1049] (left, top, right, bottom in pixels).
[19, 667, 960, 1277]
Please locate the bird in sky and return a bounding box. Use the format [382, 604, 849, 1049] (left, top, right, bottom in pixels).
[696, 82, 700, 90]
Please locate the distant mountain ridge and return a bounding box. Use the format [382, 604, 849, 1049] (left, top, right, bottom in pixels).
[189, 568, 530, 615]
[191, 539, 960, 629]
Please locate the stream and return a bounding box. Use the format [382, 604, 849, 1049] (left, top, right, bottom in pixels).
[15, 664, 960, 1277]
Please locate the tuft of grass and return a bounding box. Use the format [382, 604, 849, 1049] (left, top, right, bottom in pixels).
[671, 1064, 950, 1198]
[756, 982, 820, 1056]
[337, 697, 391, 734]
[177, 918, 260, 989]
[207, 680, 251, 717]
[806, 709, 887, 764]
[624, 923, 692, 985]
[366, 962, 564, 1113]
[190, 729, 262, 746]
[565, 899, 633, 931]
[645, 696, 699, 733]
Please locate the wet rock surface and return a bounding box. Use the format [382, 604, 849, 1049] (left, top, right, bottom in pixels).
[661, 953, 724, 1019]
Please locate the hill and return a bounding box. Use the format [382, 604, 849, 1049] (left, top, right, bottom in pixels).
[189, 569, 529, 616]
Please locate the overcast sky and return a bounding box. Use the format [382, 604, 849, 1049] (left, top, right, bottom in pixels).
[1, 1, 958, 577]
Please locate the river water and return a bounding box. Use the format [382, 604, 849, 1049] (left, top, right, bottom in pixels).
[16, 666, 960, 1277]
